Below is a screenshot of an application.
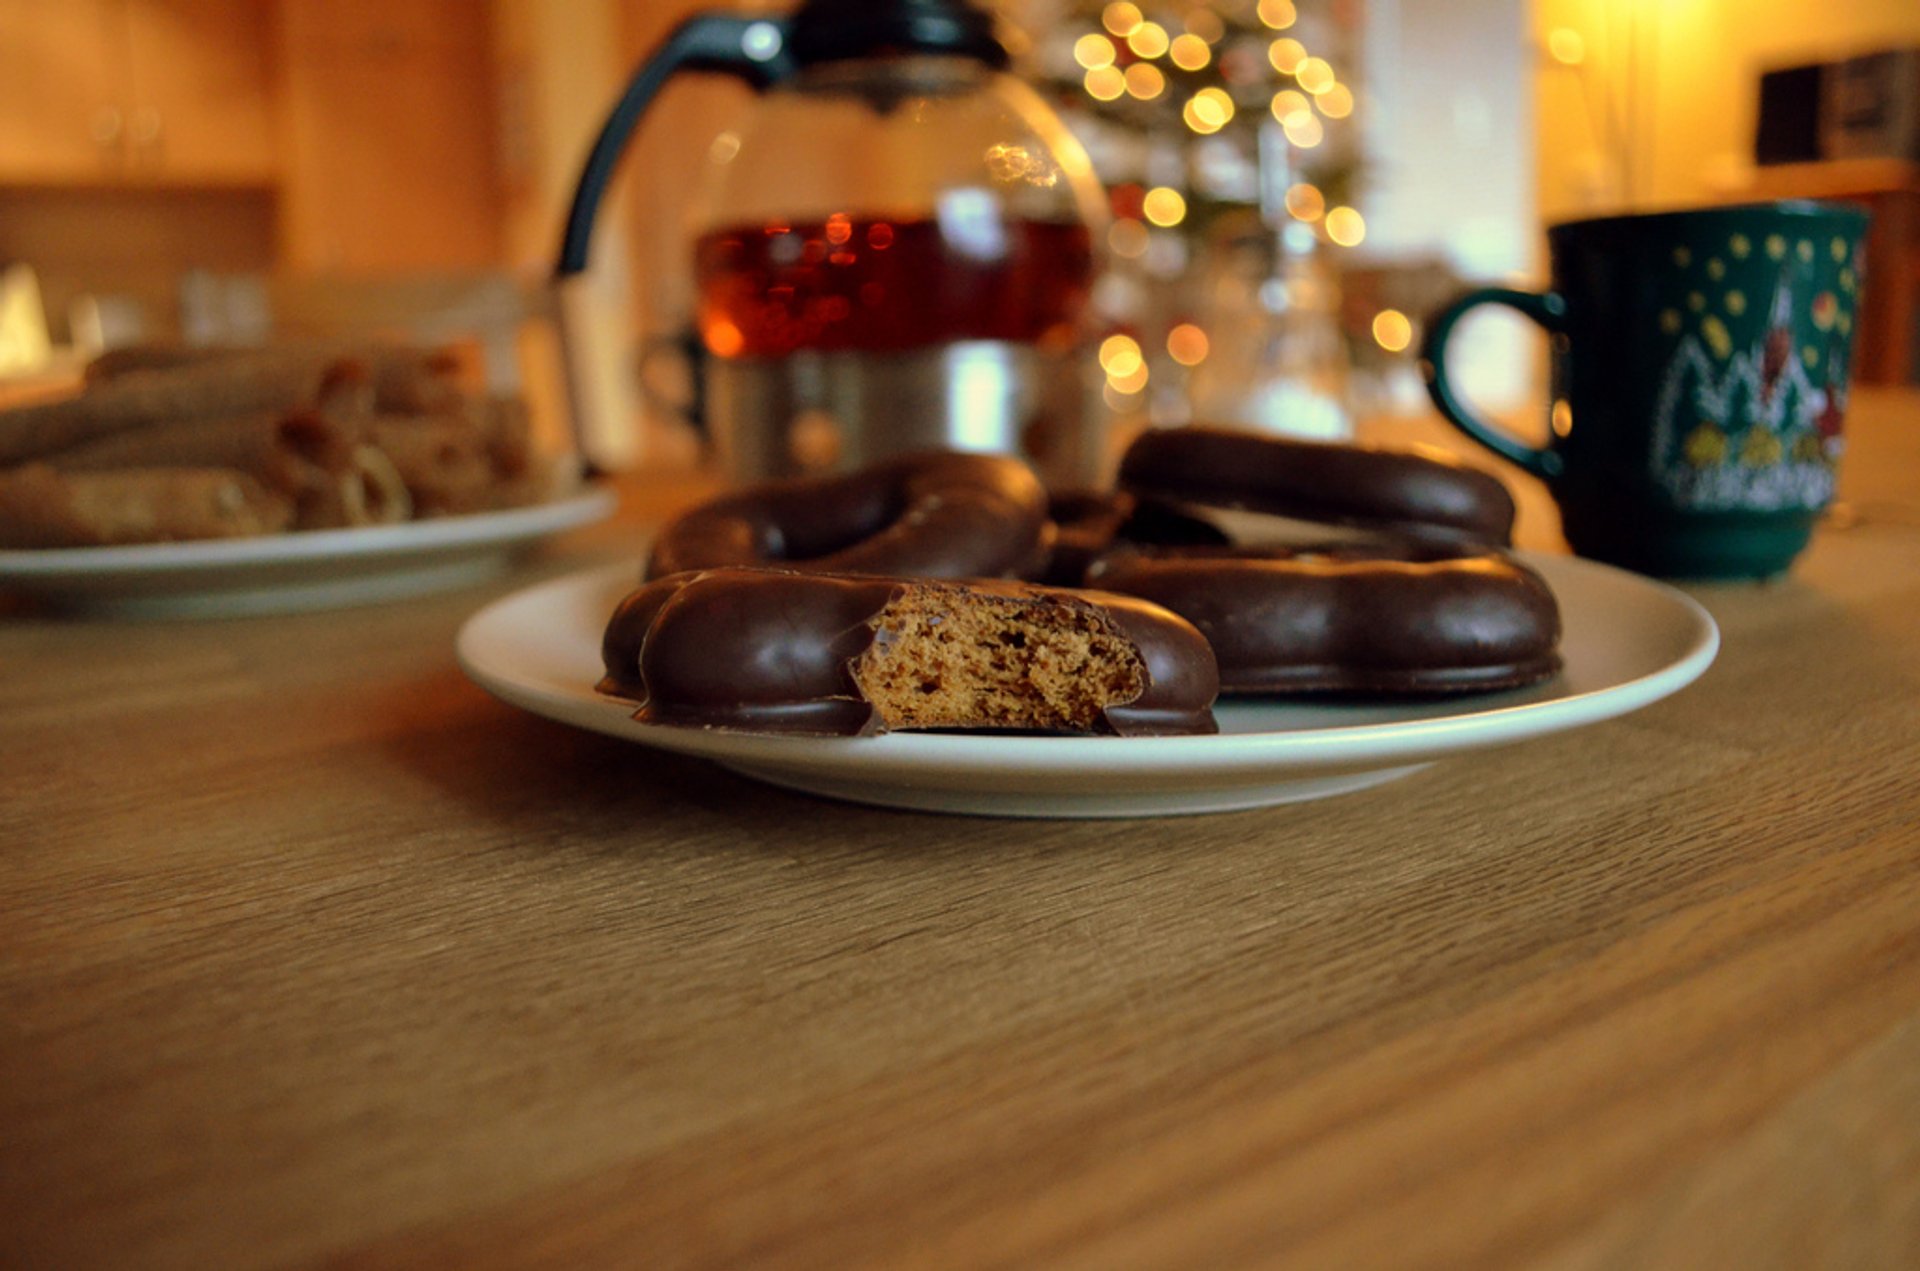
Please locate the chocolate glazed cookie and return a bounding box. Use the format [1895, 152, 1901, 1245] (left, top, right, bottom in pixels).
[1118, 426, 1517, 548]
[1088, 545, 1561, 694]
[646, 450, 1052, 581]
[600, 567, 1219, 737]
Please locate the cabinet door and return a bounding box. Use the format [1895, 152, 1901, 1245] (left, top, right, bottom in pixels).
[0, 0, 128, 181]
[277, 0, 504, 271]
[121, 0, 278, 183]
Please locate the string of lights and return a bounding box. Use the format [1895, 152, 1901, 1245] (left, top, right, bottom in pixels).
[1027, 1, 1373, 416]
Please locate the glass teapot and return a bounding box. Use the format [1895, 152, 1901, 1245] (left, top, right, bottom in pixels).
[556, 0, 1106, 484]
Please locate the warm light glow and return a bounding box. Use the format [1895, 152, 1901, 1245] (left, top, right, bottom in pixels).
[1547, 27, 1585, 65]
[703, 318, 744, 358]
[1184, 9, 1224, 42]
[1284, 182, 1325, 221]
[1268, 37, 1306, 74]
[1187, 89, 1233, 131]
[1167, 323, 1210, 366]
[1143, 186, 1188, 227]
[1084, 66, 1126, 101]
[1102, 2, 1142, 37]
[1270, 88, 1312, 125]
[1295, 57, 1335, 95]
[1317, 82, 1354, 118]
[1109, 361, 1150, 393]
[1169, 33, 1211, 70]
[1107, 218, 1150, 259]
[1182, 98, 1224, 135]
[1125, 63, 1165, 99]
[1283, 113, 1324, 148]
[1372, 309, 1412, 352]
[1074, 33, 1116, 70]
[1257, 0, 1297, 30]
[1127, 21, 1170, 59]
[1100, 333, 1144, 376]
[1326, 206, 1366, 246]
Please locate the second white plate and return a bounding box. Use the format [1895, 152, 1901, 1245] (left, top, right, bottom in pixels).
[455, 555, 1719, 818]
[0, 488, 617, 618]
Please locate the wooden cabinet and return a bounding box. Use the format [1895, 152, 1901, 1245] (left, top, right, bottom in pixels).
[275, 0, 505, 272]
[121, 0, 279, 182]
[0, 0, 277, 185]
[0, 1, 128, 181]
[0, 0, 507, 277]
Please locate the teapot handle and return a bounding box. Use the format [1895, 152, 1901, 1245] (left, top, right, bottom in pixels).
[555, 14, 795, 277]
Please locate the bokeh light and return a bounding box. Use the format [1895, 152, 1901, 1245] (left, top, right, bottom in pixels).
[1547, 27, 1585, 64]
[1099, 333, 1143, 377]
[1284, 182, 1325, 221]
[1127, 21, 1170, 59]
[1268, 37, 1306, 74]
[1256, 0, 1297, 30]
[1295, 57, 1335, 94]
[1169, 33, 1211, 70]
[1283, 112, 1324, 147]
[1326, 206, 1367, 246]
[1167, 323, 1210, 366]
[1182, 98, 1223, 134]
[1372, 309, 1413, 352]
[1125, 63, 1166, 98]
[1108, 218, 1150, 259]
[1270, 88, 1311, 125]
[1317, 82, 1354, 118]
[1143, 187, 1188, 227]
[1184, 8, 1224, 42]
[1102, 2, 1142, 37]
[1074, 33, 1116, 70]
[1084, 66, 1126, 101]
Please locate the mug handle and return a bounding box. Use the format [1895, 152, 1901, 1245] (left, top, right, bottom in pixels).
[1420, 287, 1569, 480]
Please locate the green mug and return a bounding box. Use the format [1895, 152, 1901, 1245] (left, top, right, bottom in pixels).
[1421, 201, 1870, 578]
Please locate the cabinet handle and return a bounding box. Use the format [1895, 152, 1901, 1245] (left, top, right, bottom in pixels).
[90, 106, 124, 147]
[129, 106, 163, 147]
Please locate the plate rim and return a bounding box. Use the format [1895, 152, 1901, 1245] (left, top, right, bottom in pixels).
[455, 553, 1721, 776]
[0, 486, 618, 579]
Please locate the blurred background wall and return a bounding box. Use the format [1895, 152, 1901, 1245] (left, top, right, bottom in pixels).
[1, 0, 1915, 438]
[1534, 0, 1920, 219]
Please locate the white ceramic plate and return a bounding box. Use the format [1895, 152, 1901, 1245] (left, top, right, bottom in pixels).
[0, 488, 617, 618]
[455, 555, 1719, 819]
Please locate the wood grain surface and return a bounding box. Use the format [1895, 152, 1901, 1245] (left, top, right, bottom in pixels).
[2, 397, 1918, 1270]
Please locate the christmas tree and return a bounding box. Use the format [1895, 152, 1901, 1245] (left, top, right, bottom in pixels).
[1017, 0, 1370, 431]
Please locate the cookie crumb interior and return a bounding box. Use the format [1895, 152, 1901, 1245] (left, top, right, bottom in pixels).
[850, 589, 1147, 731]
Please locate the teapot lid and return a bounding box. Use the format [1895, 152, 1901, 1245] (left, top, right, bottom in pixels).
[786, 0, 1009, 69]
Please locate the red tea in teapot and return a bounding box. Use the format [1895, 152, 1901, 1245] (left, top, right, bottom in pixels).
[694, 213, 1094, 360]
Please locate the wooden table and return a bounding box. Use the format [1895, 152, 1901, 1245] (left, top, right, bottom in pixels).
[4, 393, 1919, 1269]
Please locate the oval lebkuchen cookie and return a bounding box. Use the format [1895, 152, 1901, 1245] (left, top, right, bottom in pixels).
[645, 450, 1051, 582]
[1087, 544, 1562, 695]
[1117, 426, 1517, 548]
[600, 567, 1219, 737]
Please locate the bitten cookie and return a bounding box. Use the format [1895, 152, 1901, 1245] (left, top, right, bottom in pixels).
[600, 567, 1219, 736]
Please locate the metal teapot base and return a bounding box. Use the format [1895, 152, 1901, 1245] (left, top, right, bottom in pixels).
[707, 340, 1096, 486]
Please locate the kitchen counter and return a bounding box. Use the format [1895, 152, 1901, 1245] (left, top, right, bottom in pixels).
[3, 393, 1918, 1268]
